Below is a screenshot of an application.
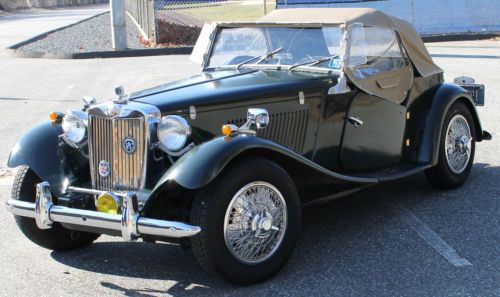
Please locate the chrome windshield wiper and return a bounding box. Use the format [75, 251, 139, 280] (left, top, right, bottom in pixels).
[235, 47, 283, 70]
[288, 55, 339, 71]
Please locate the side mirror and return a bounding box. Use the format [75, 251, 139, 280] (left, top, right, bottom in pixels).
[221, 108, 269, 137]
[247, 108, 269, 129]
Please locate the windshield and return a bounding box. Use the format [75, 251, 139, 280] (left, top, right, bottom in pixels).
[207, 27, 342, 71]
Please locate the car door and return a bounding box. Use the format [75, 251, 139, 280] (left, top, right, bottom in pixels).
[340, 27, 413, 172]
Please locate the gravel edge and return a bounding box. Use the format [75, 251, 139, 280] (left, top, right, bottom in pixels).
[4, 11, 194, 59]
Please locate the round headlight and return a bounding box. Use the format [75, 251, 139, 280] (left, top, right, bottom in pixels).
[62, 111, 87, 144]
[157, 115, 191, 152]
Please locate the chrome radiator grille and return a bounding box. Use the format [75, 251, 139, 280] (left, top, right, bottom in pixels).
[88, 116, 146, 191]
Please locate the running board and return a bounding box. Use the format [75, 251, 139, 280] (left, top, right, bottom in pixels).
[353, 163, 432, 182]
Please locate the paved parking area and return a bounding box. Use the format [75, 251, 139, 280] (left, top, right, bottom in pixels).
[0, 39, 498, 296]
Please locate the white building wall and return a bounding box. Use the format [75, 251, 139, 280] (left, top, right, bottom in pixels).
[278, 0, 500, 35]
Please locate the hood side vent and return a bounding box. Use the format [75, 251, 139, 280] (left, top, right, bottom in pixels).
[228, 109, 309, 153]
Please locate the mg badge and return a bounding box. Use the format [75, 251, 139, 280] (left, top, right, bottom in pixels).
[122, 137, 136, 154]
[98, 160, 110, 178]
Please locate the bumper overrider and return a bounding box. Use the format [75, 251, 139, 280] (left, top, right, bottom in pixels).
[6, 181, 201, 241]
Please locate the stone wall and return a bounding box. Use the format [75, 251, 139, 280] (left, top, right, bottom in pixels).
[0, 0, 108, 11]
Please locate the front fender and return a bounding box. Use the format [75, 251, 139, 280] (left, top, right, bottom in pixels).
[8, 122, 71, 196]
[151, 134, 377, 194]
[417, 83, 485, 165]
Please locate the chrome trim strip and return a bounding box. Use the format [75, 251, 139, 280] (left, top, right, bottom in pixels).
[67, 186, 106, 196]
[6, 182, 201, 240]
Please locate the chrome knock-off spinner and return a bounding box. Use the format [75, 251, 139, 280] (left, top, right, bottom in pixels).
[223, 182, 287, 265]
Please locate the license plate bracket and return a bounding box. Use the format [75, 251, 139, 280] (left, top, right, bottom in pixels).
[461, 84, 485, 106]
[454, 76, 485, 106]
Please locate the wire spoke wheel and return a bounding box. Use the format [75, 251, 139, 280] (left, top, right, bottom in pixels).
[223, 181, 287, 265]
[445, 114, 472, 174]
[191, 158, 300, 284]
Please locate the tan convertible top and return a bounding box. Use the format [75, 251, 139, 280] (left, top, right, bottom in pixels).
[259, 8, 443, 77]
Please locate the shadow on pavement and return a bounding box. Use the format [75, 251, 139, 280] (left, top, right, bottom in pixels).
[49, 163, 499, 296]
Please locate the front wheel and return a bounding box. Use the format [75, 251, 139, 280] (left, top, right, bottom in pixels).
[190, 158, 301, 285]
[12, 166, 100, 251]
[425, 102, 476, 189]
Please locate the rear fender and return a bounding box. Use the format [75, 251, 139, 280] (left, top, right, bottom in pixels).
[417, 83, 486, 165]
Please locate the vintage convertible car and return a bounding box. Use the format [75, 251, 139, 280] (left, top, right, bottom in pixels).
[6, 8, 491, 284]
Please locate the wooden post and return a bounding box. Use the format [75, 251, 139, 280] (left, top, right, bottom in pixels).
[110, 0, 128, 50]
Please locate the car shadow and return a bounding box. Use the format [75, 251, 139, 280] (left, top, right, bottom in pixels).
[50, 162, 498, 296]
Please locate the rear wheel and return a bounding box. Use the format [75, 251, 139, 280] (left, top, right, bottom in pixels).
[425, 102, 476, 189]
[12, 166, 100, 251]
[190, 158, 301, 285]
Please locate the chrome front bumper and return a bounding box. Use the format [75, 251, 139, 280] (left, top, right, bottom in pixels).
[6, 182, 201, 241]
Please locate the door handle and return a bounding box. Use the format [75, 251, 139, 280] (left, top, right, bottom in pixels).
[348, 116, 363, 127]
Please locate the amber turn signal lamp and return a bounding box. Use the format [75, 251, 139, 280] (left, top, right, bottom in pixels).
[49, 112, 58, 121]
[222, 124, 234, 136]
[49, 111, 64, 122]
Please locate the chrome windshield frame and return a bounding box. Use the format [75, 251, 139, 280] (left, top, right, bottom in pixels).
[201, 22, 345, 73]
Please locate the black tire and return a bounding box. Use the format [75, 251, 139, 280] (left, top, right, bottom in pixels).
[190, 158, 301, 285]
[425, 102, 476, 189]
[12, 166, 100, 251]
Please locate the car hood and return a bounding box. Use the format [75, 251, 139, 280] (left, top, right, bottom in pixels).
[130, 69, 335, 112]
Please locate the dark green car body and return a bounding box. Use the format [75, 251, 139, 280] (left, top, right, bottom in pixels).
[5, 8, 493, 285]
[8, 64, 489, 215]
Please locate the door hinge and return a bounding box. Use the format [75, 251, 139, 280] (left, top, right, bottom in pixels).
[298, 91, 305, 105]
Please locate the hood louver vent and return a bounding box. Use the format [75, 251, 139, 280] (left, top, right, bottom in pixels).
[228, 110, 309, 153]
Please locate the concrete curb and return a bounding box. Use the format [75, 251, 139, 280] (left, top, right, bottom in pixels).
[4, 17, 498, 60]
[421, 32, 499, 43]
[5, 46, 194, 59]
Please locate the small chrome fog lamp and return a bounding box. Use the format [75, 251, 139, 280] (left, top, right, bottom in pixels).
[96, 193, 120, 214]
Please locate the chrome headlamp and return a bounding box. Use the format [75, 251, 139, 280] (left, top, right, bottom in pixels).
[62, 111, 87, 144]
[157, 115, 191, 152]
